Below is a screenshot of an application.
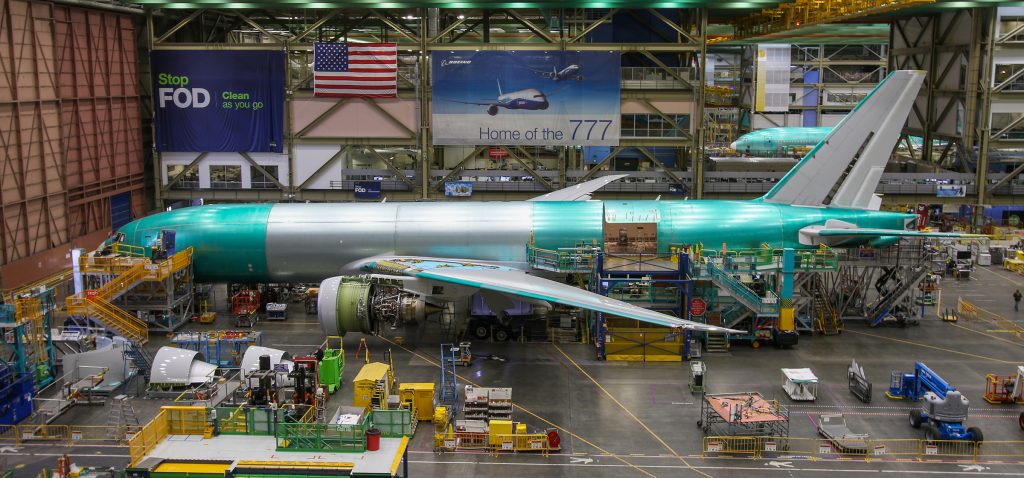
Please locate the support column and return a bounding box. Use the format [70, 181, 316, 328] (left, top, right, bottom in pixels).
[419, 9, 432, 199]
[692, 8, 707, 199]
[775, 248, 798, 347]
[976, 7, 997, 208]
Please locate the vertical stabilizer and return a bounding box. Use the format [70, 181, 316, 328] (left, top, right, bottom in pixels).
[760, 70, 926, 209]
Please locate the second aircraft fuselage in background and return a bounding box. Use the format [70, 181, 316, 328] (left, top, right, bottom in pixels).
[116, 201, 914, 284]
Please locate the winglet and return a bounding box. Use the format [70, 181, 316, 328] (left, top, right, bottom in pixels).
[760, 70, 926, 209]
[529, 174, 628, 202]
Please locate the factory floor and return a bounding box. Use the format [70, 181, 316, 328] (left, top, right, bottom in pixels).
[7, 265, 1024, 477]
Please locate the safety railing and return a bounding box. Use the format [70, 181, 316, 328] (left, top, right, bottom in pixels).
[434, 430, 488, 451]
[957, 297, 1024, 339]
[488, 434, 555, 454]
[372, 408, 416, 438]
[601, 252, 683, 273]
[112, 243, 147, 257]
[139, 248, 194, 282]
[276, 420, 367, 452]
[78, 254, 144, 275]
[526, 246, 598, 273]
[129, 409, 169, 466]
[0, 424, 140, 447]
[68, 296, 148, 344]
[702, 436, 1024, 462]
[90, 261, 146, 302]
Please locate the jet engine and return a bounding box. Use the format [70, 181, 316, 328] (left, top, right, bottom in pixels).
[317, 276, 434, 336]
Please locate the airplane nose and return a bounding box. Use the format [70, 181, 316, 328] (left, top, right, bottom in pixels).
[729, 141, 738, 150]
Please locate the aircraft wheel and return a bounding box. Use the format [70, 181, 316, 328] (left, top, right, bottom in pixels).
[967, 427, 983, 444]
[1019, 412, 1024, 430]
[751, 340, 761, 349]
[910, 409, 923, 429]
[494, 328, 510, 342]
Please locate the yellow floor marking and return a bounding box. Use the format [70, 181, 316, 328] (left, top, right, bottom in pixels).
[845, 329, 1018, 364]
[975, 265, 1024, 288]
[377, 336, 662, 478]
[552, 344, 714, 478]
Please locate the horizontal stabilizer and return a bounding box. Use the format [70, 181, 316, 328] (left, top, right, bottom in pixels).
[816, 229, 985, 238]
[530, 174, 628, 202]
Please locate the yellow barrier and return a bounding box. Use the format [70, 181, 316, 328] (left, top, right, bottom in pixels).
[974, 441, 1024, 461]
[868, 439, 921, 461]
[701, 436, 1024, 463]
[702, 436, 759, 457]
[489, 434, 553, 454]
[129, 406, 205, 466]
[129, 409, 170, 466]
[435, 430, 487, 451]
[957, 297, 1024, 339]
[920, 439, 977, 461]
[0, 425, 134, 446]
[164, 406, 207, 435]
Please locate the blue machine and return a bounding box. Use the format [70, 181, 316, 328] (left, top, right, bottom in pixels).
[887, 362, 983, 443]
[0, 360, 34, 427]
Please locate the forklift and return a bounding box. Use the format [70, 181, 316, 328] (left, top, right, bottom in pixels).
[887, 362, 983, 443]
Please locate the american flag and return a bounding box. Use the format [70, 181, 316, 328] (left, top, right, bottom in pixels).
[313, 42, 397, 98]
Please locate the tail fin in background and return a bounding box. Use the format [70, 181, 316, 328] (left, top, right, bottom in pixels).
[760, 70, 926, 209]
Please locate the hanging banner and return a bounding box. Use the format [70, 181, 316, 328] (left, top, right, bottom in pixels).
[936, 185, 966, 197]
[151, 50, 285, 152]
[432, 50, 621, 146]
[354, 181, 382, 199]
[444, 181, 473, 197]
[755, 44, 791, 112]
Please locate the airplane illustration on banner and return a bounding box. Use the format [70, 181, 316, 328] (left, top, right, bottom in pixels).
[530, 64, 583, 82]
[451, 79, 550, 116]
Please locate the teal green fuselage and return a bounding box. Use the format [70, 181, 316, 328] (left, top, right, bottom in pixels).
[116, 201, 913, 283]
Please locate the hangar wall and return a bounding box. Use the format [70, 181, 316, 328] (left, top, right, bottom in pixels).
[0, 0, 144, 288]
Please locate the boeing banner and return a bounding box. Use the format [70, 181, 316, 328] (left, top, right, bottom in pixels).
[151, 50, 285, 152]
[431, 51, 621, 146]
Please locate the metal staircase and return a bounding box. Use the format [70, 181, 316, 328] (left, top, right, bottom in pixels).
[809, 275, 842, 335]
[867, 265, 929, 326]
[65, 248, 193, 345]
[702, 261, 779, 317]
[439, 344, 459, 415]
[124, 342, 153, 380]
[704, 333, 730, 353]
[720, 301, 753, 330]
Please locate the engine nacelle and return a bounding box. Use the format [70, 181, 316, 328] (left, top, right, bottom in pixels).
[317, 276, 432, 336]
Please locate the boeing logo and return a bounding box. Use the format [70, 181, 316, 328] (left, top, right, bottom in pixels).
[441, 59, 472, 67]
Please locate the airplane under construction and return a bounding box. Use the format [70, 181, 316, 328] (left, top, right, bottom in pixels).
[109, 70, 971, 341]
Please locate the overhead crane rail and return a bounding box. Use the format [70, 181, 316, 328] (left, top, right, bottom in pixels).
[732, 0, 936, 40]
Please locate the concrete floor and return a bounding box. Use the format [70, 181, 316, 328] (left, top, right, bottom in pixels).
[5, 265, 1024, 477]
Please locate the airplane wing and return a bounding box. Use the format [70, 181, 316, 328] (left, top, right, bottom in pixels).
[816, 228, 985, 238]
[447, 99, 498, 106]
[529, 174, 628, 202]
[362, 257, 742, 334]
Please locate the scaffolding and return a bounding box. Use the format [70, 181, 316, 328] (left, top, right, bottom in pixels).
[0, 288, 57, 389]
[591, 251, 693, 361]
[171, 330, 263, 368]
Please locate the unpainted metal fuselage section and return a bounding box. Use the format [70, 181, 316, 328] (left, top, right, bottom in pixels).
[115, 200, 914, 284]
